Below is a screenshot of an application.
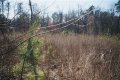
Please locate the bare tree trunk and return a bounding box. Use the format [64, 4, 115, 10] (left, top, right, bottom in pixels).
[2, 2, 4, 14]
[7, 2, 10, 19]
[29, 0, 33, 23]
[1, 0, 6, 15]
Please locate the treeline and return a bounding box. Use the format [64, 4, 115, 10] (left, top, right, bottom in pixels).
[0, 0, 120, 35]
[40, 5, 120, 35]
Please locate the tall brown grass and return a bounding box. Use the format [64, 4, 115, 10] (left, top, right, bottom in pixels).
[39, 34, 120, 80]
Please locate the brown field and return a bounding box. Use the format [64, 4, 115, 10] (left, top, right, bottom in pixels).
[39, 34, 120, 80]
[0, 33, 120, 80]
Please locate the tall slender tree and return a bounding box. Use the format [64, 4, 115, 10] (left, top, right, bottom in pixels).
[0, 0, 6, 14]
[29, 0, 33, 22]
[6, 2, 10, 19]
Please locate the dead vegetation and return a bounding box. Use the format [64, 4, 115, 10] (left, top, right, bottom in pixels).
[0, 32, 20, 80]
[0, 32, 120, 80]
[39, 34, 120, 80]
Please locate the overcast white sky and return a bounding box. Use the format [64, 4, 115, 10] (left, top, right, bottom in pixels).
[7, 0, 118, 18]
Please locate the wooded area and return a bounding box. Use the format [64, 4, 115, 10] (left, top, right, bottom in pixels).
[0, 0, 120, 35]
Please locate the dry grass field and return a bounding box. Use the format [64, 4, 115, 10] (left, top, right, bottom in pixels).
[0, 33, 120, 80]
[39, 34, 120, 80]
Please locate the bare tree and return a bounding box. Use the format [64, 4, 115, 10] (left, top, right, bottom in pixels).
[29, 0, 33, 22]
[0, 0, 6, 14]
[6, 2, 10, 19]
[17, 3, 23, 15]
